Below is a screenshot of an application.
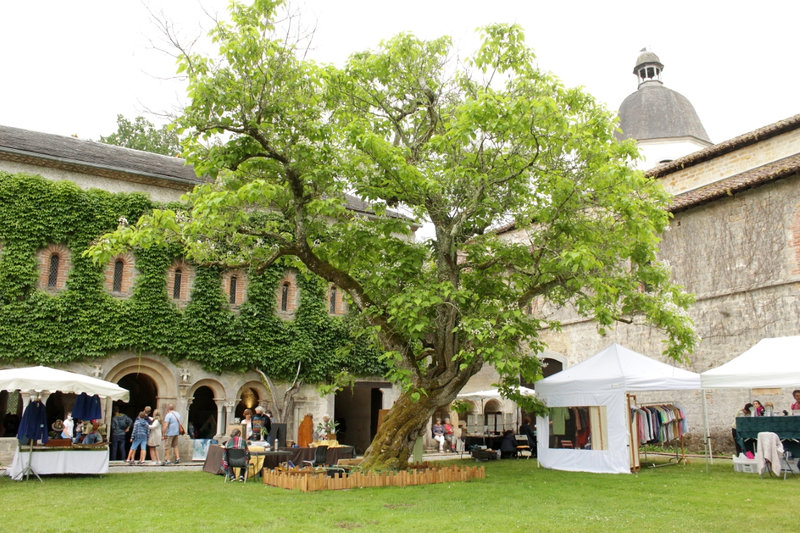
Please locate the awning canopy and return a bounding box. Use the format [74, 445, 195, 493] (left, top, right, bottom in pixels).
[700, 335, 800, 389]
[456, 386, 536, 401]
[535, 343, 700, 396]
[0, 365, 129, 401]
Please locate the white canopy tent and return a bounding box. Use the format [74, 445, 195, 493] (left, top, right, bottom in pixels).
[534, 343, 700, 474]
[700, 336, 800, 389]
[0, 365, 129, 401]
[698, 335, 800, 469]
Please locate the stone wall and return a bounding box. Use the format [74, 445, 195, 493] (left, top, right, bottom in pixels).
[535, 170, 800, 453]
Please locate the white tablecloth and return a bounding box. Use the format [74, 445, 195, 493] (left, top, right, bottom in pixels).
[7, 448, 109, 480]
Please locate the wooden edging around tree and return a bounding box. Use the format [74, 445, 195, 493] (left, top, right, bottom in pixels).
[262, 464, 485, 492]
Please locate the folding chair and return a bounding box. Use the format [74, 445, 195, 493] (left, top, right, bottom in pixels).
[756, 432, 792, 479]
[224, 447, 249, 483]
[303, 445, 328, 468]
[515, 435, 531, 459]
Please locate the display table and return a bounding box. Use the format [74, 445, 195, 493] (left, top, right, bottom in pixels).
[464, 435, 503, 451]
[7, 447, 109, 481]
[280, 446, 355, 466]
[736, 416, 800, 455]
[203, 444, 356, 476]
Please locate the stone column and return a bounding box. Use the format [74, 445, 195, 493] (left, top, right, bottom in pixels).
[214, 399, 225, 437]
[224, 400, 237, 436]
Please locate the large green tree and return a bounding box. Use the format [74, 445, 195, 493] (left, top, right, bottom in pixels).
[88, 0, 695, 469]
[99, 114, 181, 156]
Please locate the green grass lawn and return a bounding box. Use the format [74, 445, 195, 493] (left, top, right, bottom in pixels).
[1, 458, 795, 532]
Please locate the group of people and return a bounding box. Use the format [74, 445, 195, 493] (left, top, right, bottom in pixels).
[240, 406, 273, 441]
[109, 404, 183, 465]
[731, 390, 800, 455]
[52, 414, 104, 445]
[432, 418, 456, 453]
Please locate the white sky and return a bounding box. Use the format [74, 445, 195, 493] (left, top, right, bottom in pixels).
[1, 0, 798, 145]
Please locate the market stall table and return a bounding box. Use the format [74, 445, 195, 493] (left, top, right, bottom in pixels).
[202, 445, 294, 477]
[6, 446, 109, 481]
[736, 416, 800, 456]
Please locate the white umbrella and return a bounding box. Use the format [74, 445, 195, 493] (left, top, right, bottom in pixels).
[0, 365, 129, 401]
[456, 386, 536, 400]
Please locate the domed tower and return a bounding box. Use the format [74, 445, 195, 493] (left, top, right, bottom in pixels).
[618, 49, 712, 169]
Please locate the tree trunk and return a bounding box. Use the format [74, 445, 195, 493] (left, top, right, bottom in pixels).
[360, 372, 475, 470]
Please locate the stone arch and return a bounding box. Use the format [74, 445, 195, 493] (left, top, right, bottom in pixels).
[188, 380, 223, 439]
[484, 398, 502, 414]
[539, 350, 567, 379]
[235, 380, 268, 419]
[188, 378, 225, 400]
[105, 356, 177, 402]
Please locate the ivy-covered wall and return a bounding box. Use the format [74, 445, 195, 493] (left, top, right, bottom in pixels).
[0, 172, 386, 381]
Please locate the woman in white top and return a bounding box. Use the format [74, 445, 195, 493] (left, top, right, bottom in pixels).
[147, 410, 163, 465]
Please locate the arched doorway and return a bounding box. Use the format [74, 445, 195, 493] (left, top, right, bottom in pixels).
[483, 399, 503, 434]
[189, 386, 216, 439]
[235, 386, 260, 420]
[117, 373, 158, 422]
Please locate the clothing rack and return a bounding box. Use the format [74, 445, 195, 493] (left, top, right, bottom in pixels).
[628, 395, 688, 469]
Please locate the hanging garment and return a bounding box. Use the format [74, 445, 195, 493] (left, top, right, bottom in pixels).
[72, 393, 102, 420]
[17, 400, 48, 444]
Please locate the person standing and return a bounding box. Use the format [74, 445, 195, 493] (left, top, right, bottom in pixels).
[110, 408, 132, 461]
[162, 404, 182, 465]
[127, 412, 150, 465]
[147, 409, 163, 465]
[252, 406, 268, 441]
[242, 408, 253, 440]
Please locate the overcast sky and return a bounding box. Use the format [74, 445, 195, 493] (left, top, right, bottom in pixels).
[1, 0, 798, 145]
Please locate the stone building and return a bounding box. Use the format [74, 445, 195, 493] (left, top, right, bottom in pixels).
[509, 51, 800, 453]
[0, 125, 399, 462]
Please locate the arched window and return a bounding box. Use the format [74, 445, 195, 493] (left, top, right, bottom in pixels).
[329, 286, 337, 314]
[280, 282, 290, 312]
[173, 269, 182, 299]
[229, 276, 238, 304]
[47, 253, 60, 288]
[112, 259, 124, 292]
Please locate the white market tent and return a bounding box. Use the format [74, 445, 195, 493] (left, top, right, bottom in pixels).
[700, 336, 800, 389]
[534, 343, 700, 474]
[0, 365, 129, 401]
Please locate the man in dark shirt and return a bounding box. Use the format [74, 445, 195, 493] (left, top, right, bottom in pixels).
[110, 408, 132, 460]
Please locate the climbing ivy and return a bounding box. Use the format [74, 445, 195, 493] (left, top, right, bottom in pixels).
[0, 172, 386, 381]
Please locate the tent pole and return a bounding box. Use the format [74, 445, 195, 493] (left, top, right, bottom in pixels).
[702, 389, 712, 473]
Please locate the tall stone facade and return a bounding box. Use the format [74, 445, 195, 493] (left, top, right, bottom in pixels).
[527, 115, 800, 452]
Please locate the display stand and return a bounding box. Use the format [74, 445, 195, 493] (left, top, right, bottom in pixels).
[628, 395, 688, 469]
[20, 441, 42, 482]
